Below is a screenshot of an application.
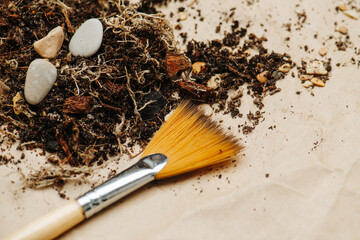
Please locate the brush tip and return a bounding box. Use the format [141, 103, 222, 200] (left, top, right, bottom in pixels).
[141, 101, 243, 179]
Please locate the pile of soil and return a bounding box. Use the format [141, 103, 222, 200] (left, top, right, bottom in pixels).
[0, 0, 293, 187]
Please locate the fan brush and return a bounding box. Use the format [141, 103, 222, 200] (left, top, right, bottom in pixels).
[5, 101, 243, 240]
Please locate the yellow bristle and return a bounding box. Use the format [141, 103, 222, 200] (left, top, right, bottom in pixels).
[141, 101, 244, 179]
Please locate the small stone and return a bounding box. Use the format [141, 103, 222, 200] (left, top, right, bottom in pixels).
[13, 92, 23, 115]
[302, 80, 313, 88]
[299, 74, 313, 81]
[69, 18, 103, 57]
[310, 77, 325, 87]
[338, 4, 347, 11]
[198, 104, 213, 117]
[339, 25, 348, 35]
[0, 81, 10, 97]
[256, 71, 268, 83]
[230, 88, 243, 100]
[343, 10, 358, 20]
[178, 12, 188, 21]
[24, 59, 57, 105]
[34, 26, 64, 59]
[306, 60, 328, 75]
[192, 62, 206, 74]
[318, 48, 327, 56]
[207, 75, 222, 89]
[278, 63, 291, 73]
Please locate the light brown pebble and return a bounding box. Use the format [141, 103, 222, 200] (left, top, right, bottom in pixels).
[338, 4, 347, 11]
[256, 71, 268, 83]
[192, 62, 206, 74]
[299, 75, 313, 81]
[178, 12, 188, 21]
[343, 10, 358, 20]
[278, 63, 291, 73]
[339, 25, 348, 35]
[34, 26, 64, 58]
[311, 77, 325, 87]
[0, 81, 10, 97]
[318, 48, 327, 56]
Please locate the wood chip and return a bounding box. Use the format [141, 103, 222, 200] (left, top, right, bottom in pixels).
[343, 10, 358, 20]
[310, 77, 325, 87]
[178, 81, 216, 101]
[318, 48, 327, 56]
[165, 53, 191, 77]
[256, 71, 268, 83]
[192, 62, 206, 74]
[339, 25, 348, 35]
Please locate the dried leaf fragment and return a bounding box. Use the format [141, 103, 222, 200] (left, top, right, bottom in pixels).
[63, 96, 92, 114]
[178, 81, 216, 101]
[165, 53, 191, 77]
[0, 81, 10, 98]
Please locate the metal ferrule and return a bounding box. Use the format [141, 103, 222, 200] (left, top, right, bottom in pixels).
[77, 153, 168, 218]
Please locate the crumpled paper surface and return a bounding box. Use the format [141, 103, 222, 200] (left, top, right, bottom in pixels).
[1, 0, 360, 239]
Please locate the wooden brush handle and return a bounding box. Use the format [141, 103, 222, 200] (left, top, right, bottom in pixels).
[4, 200, 85, 240]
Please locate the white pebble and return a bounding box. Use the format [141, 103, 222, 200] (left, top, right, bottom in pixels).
[25, 59, 57, 105]
[198, 104, 213, 117]
[34, 26, 64, 58]
[302, 80, 313, 88]
[207, 75, 222, 89]
[306, 60, 327, 75]
[69, 18, 103, 57]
